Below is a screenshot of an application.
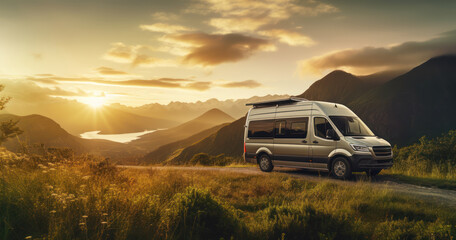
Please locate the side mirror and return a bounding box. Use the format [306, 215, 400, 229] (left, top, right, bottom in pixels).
[326, 129, 340, 140]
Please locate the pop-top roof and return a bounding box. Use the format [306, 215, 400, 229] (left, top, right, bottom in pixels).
[245, 97, 307, 107]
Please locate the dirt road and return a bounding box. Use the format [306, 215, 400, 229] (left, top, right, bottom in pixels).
[120, 165, 456, 207]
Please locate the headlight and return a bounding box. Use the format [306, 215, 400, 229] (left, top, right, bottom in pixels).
[350, 144, 370, 152]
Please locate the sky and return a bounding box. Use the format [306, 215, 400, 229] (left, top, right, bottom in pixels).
[0, 0, 455, 107]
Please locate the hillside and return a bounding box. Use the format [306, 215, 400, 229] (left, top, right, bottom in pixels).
[297, 70, 379, 104]
[349, 55, 456, 145]
[143, 123, 229, 164]
[129, 108, 235, 151]
[0, 114, 87, 152]
[168, 116, 245, 164]
[0, 114, 143, 158]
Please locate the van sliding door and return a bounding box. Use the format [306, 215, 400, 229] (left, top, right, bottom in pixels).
[272, 118, 310, 167]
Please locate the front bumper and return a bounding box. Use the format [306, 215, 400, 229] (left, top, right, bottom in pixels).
[350, 154, 393, 171]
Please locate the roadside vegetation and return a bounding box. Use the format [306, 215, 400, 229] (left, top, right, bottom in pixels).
[388, 130, 456, 189]
[2, 147, 456, 240]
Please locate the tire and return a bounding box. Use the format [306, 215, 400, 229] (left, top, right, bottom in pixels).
[258, 154, 273, 172]
[366, 169, 382, 177]
[331, 157, 352, 179]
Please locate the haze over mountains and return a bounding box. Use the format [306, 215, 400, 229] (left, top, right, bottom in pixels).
[1, 55, 455, 165]
[110, 94, 288, 123]
[129, 108, 234, 151]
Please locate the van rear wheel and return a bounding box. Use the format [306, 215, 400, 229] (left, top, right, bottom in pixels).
[258, 154, 273, 172]
[331, 157, 352, 179]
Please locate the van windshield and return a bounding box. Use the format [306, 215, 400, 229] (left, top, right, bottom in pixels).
[329, 116, 375, 136]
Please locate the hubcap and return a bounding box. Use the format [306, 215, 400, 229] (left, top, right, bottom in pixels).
[334, 161, 346, 177]
[260, 157, 269, 170]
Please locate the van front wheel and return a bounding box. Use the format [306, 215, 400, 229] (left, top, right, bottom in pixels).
[258, 154, 273, 172]
[331, 157, 352, 179]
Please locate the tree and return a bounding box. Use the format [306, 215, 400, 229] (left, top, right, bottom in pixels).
[0, 85, 22, 143]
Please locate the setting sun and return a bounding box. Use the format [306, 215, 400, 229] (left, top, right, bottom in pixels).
[81, 97, 106, 109]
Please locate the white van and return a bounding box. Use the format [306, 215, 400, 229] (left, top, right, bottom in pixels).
[243, 97, 393, 179]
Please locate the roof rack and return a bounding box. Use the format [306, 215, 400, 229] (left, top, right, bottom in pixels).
[245, 97, 307, 107]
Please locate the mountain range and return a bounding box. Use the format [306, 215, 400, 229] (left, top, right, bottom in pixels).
[155, 55, 456, 164]
[1, 55, 455, 165]
[129, 108, 234, 151]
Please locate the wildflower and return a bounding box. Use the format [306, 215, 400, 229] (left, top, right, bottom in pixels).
[25, 236, 32, 239]
[79, 222, 85, 226]
[51, 193, 57, 197]
[49, 168, 56, 171]
[82, 176, 90, 180]
[50, 210, 56, 214]
[101, 221, 108, 225]
[102, 213, 108, 216]
[42, 170, 48, 174]
[82, 215, 88, 218]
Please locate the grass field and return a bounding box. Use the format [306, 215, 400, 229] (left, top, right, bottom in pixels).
[1, 149, 456, 240]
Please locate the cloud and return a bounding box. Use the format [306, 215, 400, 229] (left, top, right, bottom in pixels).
[27, 75, 214, 91]
[220, 80, 262, 88]
[28, 74, 263, 91]
[188, 0, 338, 33]
[95, 67, 128, 75]
[299, 30, 456, 75]
[151, 12, 180, 21]
[209, 17, 266, 33]
[140, 23, 194, 34]
[186, 81, 212, 91]
[163, 32, 276, 66]
[258, 29, 315, 46]
[104, 42, 173, 67]
[0, 79, 91, 103]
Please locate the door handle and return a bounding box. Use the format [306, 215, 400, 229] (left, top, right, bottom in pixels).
[301, 140, 307, 143]
[313, 140, 319, 144]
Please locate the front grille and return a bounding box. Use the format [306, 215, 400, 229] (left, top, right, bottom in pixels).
[377, 159, 392, 164]
[372, 146, 392, 156]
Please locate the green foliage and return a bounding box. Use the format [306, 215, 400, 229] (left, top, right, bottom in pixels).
[392, 130, 456, 179]
[252, 204, 360, 240]
[0, 85, 22, 144]
[162, 187, 244, 239]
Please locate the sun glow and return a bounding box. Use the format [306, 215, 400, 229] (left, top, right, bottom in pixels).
[81, 96, 106, 109]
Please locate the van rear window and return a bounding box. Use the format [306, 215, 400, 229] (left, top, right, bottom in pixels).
[248, 120, 274, 138]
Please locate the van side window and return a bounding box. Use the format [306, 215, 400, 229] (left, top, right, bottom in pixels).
[248, 120, 274, 138]
[289, 119, 308, 138]
[274, 120, 287, 138]
[314, 117, 333, 138]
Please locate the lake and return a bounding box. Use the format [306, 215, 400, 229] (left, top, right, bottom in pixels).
[80, 130, 156, 143]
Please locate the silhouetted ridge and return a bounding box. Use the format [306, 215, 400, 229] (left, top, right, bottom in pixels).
[297, 70, 378, 104]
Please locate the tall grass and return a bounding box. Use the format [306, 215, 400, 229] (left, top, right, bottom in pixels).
[1, 147, 456, 239]
[391, 130, 456, 179]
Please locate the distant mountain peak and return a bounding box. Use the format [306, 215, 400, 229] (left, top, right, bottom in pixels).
[324, 70, 356, 79]
[197, 108, 234, 121]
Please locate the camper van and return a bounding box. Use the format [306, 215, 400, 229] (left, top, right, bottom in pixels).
[243, 97, 393, 179]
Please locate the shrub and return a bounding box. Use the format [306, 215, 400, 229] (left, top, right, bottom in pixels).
[161, 187, 244, 239]
[251, 204, 361, 240]
[392, 130, 456, 178]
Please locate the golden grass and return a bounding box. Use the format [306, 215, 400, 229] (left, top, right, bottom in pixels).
[1, 149, 456, 239]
